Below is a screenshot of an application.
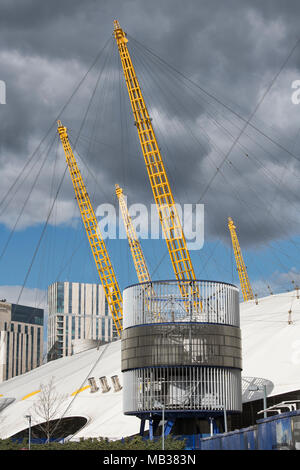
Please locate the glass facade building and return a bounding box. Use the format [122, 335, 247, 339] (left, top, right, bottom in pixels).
[0, 301, 44, 382]
[47, 281, 113, 360]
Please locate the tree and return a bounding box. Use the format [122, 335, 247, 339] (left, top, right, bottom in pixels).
[29, 376, 67, 443]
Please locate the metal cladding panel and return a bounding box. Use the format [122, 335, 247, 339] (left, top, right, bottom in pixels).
[123, 280, 240, 329]
[121, 323, 242, 371]
[244, 429, 256, 450]
[257, 422, 273, 450]
[123, 367, 242, 414]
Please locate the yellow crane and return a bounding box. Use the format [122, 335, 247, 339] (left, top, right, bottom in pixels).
[113, 21, 200, 308]
[228, 217, 254, 302]
[57, 120, 123, 336]
[115, 184, 151, 283]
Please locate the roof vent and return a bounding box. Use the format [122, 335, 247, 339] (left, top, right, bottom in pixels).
[88, 377, 99, 393]
[99, 376, 111, 393]
[111, 375, 122, 392]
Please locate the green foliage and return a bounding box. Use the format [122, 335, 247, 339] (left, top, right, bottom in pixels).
[0, 435, 186, 450]
[0, 438, 28, 450]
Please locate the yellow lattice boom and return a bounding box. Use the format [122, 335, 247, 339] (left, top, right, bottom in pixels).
[115, 184, 151, 284]
[57, 120, 123, 336]
[113, 21, 201, 309]
[228, 217, 254, 302]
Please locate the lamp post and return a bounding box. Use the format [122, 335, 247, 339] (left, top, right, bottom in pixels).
[209, 417, 214, 436]
[223, 404, 228, 433]
[25, 415, 31, 450]
[249, 384, 267, 418]
[162, 405, 165, 451]
[157, 403, 166, 450]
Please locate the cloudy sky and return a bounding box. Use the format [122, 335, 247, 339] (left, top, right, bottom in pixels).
[0, 0, 300, 320]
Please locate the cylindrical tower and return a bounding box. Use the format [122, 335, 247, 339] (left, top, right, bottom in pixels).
[122, 280, 242, 431]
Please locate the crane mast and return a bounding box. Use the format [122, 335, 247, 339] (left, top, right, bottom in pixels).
[113, 21, 200, 307]
[228, 217, 254, 302]
[57, 120, 123, 336]
[115, 184, 151, 284]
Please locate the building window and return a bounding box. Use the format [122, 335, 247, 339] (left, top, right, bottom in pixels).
[57, 282, 64, 313]
[66, 319, 69, 355]
[37, 328, 41, 367]
[12, 331, 15, 377]
[31, 327, 34, 370]
[78, 285, 81, 315]
[26, 334, 29, 372]
[102, 319, 105, 339]
[16, 333, 19, 376]
[11, 304, 43, 326]
[96, 287, 99, 316]
[69, 283, 72, 313]
[6, 332, 10, 380]
[72, 317, 75, 338]
[20, 332, 24, 374]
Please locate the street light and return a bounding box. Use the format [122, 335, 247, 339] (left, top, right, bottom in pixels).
[249, 384, 267, 418]
[209, 417, 214, 436]
[210, 407, 227, 435]
[223, 404, 228, 433]
[157, 403, 165, 450]
[25, 415, 31, 450]
[161, 405, 165, 451]
[209, 405, 227, 435]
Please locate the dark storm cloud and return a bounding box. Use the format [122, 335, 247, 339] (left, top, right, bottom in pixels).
[0, 0, 300, 248]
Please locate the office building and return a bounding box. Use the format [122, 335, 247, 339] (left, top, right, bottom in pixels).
[0, 301, 44, 382]
[47, 281, 113, 360]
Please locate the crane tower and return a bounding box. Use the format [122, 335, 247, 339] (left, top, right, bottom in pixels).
[228, 216, 254, 302]
[57, 121, 123, 336]
[113, 20, 201, 308]
[115, 184, 151, 284]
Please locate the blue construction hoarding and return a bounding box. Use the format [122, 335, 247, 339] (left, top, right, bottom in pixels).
[196, 410, 300, 450]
